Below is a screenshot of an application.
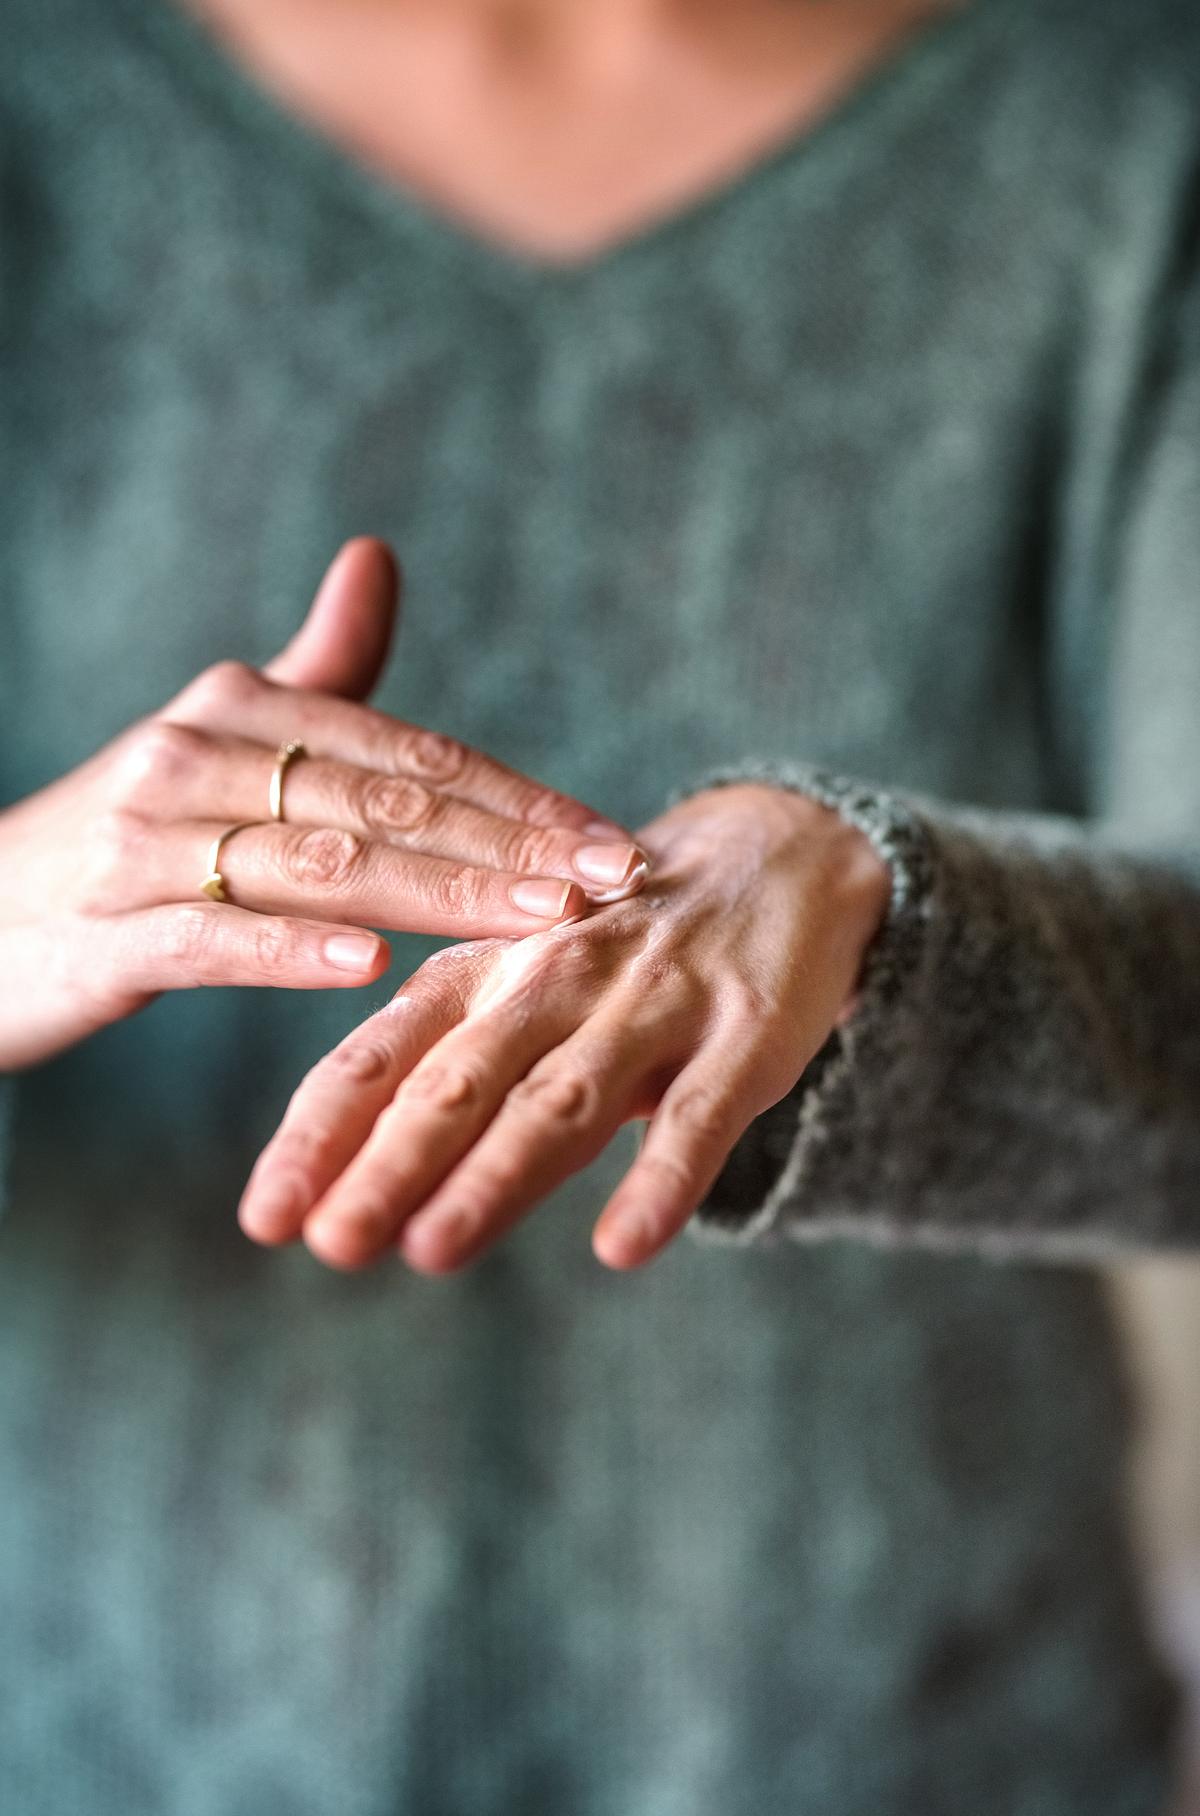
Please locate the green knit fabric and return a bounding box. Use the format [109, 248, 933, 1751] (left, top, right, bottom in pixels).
[3, 0, 1198, 1809]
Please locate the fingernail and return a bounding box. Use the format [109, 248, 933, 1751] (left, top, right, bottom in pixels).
[509, 878, 573, 919]
[324, 932, 383, 972]
[573, 843, 644, 888]
[585, 858, 649, 905]
[584, 819, 631, 840]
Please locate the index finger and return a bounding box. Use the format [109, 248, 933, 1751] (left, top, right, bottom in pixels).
[167, 660, 629, 837]
[238, 946, 492, 1247]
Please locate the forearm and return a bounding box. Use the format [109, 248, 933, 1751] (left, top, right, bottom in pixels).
[688, 764, 1200, 1262]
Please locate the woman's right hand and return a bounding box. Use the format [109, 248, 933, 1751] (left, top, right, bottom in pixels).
[0, 539, 647, 1071]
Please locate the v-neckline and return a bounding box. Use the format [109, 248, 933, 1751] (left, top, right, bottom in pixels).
[113, 0, 999, 301]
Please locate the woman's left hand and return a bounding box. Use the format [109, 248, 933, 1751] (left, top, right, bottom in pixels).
[239, 783, 891, 1271]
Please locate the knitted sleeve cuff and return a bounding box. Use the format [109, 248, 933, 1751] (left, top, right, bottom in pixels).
[670, 762, 1200, 1261]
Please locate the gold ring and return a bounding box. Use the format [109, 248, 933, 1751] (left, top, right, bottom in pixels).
[200, 821, 258, 903]
[269, 738, 306, 822]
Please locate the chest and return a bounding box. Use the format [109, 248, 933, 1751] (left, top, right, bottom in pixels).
[2, 38, 1061, 827]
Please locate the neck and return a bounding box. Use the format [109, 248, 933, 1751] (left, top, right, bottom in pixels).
[433, 0, 707, 67]
[181, 0, 953, 261]
[398, 0, 919, 82]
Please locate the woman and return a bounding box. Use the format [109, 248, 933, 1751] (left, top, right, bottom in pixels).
[3, 0, 1199, 1809]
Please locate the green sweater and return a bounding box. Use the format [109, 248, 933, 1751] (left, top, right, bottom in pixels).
[3, 0, 1200, 1809]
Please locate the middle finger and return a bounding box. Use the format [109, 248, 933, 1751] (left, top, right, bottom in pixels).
[134, 726, 647, 900]
[166, 664, 626, 835]
[301, 962, 587, 1268]
[101, 815, 590, 936]
[397, 1008, 676, 1274]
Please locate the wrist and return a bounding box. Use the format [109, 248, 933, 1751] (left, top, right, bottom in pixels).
[684, 782, 890, 1022]
[697, 780, 890, 916]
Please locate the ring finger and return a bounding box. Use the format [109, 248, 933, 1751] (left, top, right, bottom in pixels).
[300, 975, 589, 1268]
[395, 1010, 679, 1274]
[91, 813, 589, 936]
[129, 724, 647, 900]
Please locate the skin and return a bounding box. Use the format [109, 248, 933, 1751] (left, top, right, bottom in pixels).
[183, 0, 915, 1269]
[186, 0, 960, 264]
[240, 782, 890, 1272]
[0, 538, 646, 1071]
[30, 0, 913, 1266]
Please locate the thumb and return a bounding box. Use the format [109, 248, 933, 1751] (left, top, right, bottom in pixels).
[264, 538, 401, 701]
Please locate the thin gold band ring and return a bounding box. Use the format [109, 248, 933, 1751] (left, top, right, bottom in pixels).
[199, 821, 258, 904]
[270, 738, 307, 822]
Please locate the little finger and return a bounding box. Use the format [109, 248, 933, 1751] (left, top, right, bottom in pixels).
[98, 902, 389, 999]
[591, 1050, 768, 1270]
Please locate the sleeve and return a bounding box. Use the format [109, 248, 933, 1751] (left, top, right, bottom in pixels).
[686, 219, 1200, 1264]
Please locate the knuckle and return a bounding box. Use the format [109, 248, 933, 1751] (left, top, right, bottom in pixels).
[521, 933, 596, 991]
[273, 1119, 342, 1176]
[359, 774, 438, 836]
[463, 931, 593, 1015]
[426, 865, 477, 920]
[508, 823, 563, 876]
[508, 1066, 595, 1127]
[400, 729, 468, 784]
[628, 945, 685, 993]
[284, 827, 364, 891]
[639, 1151, 698, 1194]
[628, 951, 704, 1019]
[81, 807, 153, 909]
[160, 905, 217, 969]
[550, 936, 605, 986]
[189, 658, 261, 715]
[400, 941, 497, 1008]
[628, 944, 700, 1016]
[111, 720, 206, 798]
[520, 787, 581, 830]
[456, 1164, 519, 1208]
[400, 1060, 483, 1113]
[439, 936, 506, 972]
[721, 971, 777, 1026]
[664, 1086, 732, 1144]
[93, 804, 152, 860]
[248, 915, 294, 977]
[324, 1037, 396, 1085]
